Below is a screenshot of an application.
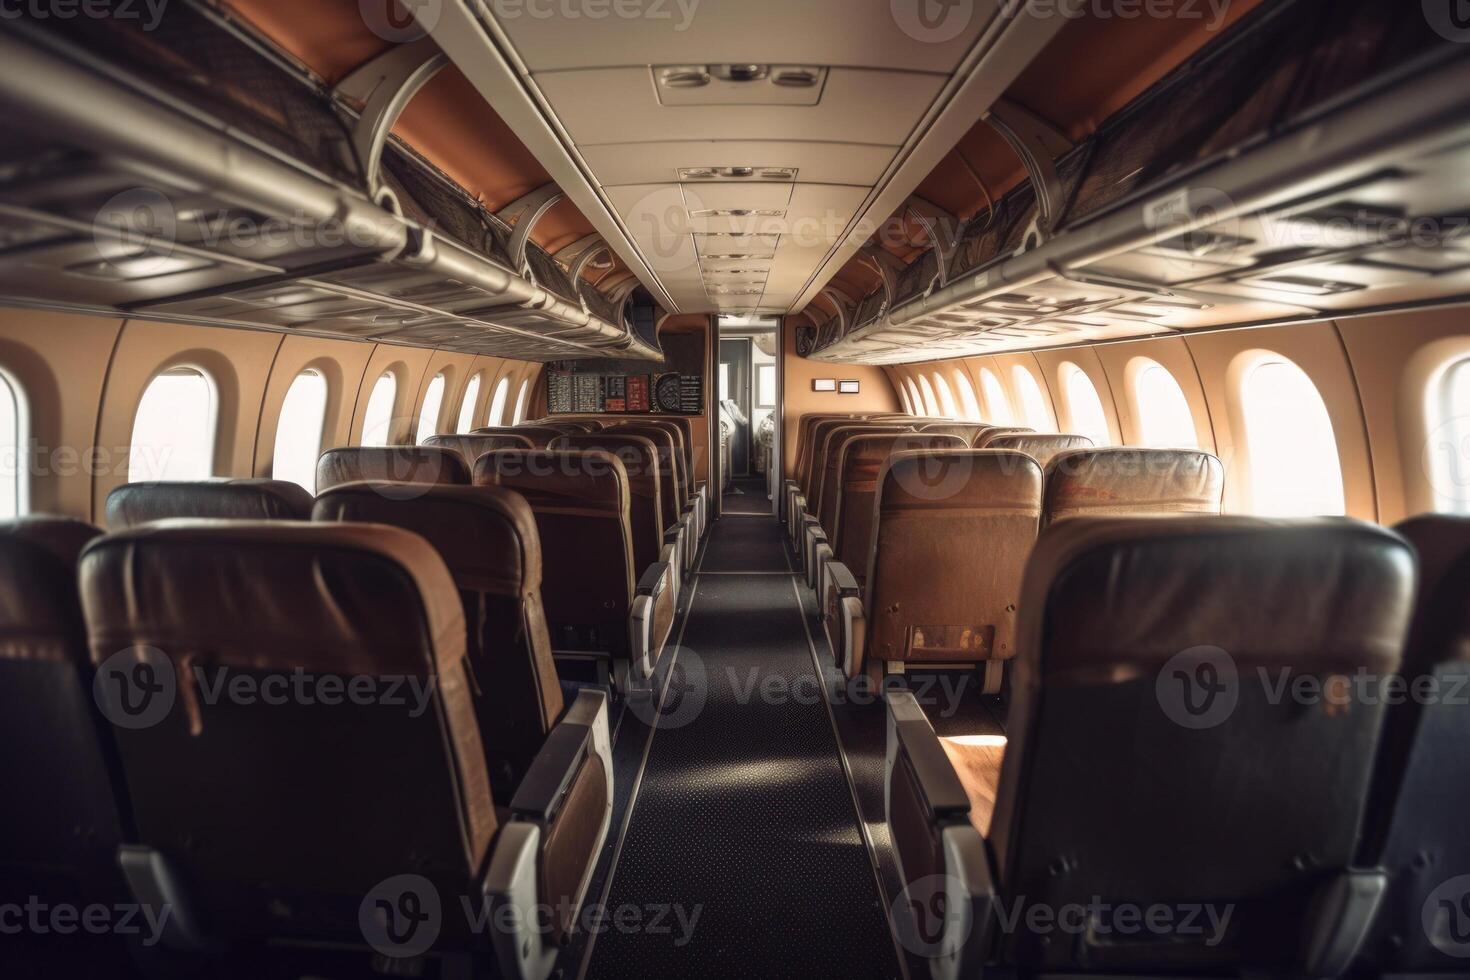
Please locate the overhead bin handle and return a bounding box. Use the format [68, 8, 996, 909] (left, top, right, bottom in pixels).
[498, 184, 568, 278]
[983, 98, 1074, 245]
[333, 37, 448, 199]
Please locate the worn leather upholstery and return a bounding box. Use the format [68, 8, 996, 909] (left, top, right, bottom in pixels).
[1043, 448, 1225, 527]
[974, 426, 1034, 447]
[550, 434, 666, 573]
[105, 478, 314, 529]
[917, 422, 992, 445]
[830, 433, 968, 588]
[0, 517, 126, 915]
[990, 516, 1414, 973]
[424, 433, 535, 468]
[811, 423, 914, 536]
[605, 423, 688, 517]
[312, 484, 563, 801]
[984, 433, 1095, 470]
[1358, 515, 1470, 972]
[474, 450, 638, 658]
[79, 520, 498, 947]
[865, 451, 1043, 666]
[315, 445, 469, 494]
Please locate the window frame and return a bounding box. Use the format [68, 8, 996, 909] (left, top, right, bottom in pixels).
[456, 373, 483, 434]
[1012, 365, 1054, 432]
[1235, 351, 1346, 517]
[511, 377, 531, 425]
[933, 372, 958, 419]
[360, 369, 400, 447]
[1059, 362, 1112, 447]
[979, 368, 1013, 425]
[916, 375, 940, 417]
[954, 370, 981, 421]
[1128, 357, 1200, 450]
[487, 376, 511, 427]
[0, 366, 27, 518]
[130, 365, 220, 483]
[271, 368, 330, 492]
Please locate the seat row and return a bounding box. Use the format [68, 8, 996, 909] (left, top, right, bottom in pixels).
[2, 416, 709, 975]
[887, 512, 1470, 978]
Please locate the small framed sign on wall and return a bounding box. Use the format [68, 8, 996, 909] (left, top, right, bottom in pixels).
[839, 380, 861, 394]
[811, 378, 837, 392]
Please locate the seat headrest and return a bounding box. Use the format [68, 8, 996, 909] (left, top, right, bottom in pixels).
[1043, 448, 1225, 527]
[423, 433, 535, 468]
[80, 520, 465, 679]
[974, 426, 1035, 447]
[880, 450, 1043, 512]
[0, 517, 101, 663]
[473, 450, 629, 518]
[838, 433, 968, 488]
[315, 446, 469, 494]
[313, 484, 541, 597]
[472, 426, 564, 448]
[551, 434, 659, 474]
[106, 479, 314, 529]
[985, 433, 1095, 470]
[917, 423, 989, 445]
[1020, 516, 1414, 678]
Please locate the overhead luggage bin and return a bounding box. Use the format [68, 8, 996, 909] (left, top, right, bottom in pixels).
[804, 1, 1470, 364]
[0, 12, 661, 363]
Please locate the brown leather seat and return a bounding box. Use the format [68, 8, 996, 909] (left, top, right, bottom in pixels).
[603, 423, 697, 573]
[105, 478, 314, 528]
[473, 425, 567, 448]
[793, 416, 896, 551]
[974, 426, 1034, 447]
[1042, 448, 1226, 527]
[885, 516, 1414, 978]
[801, 422, 915, 581]
[984, 433, 1094, 470]
[0, 517, 128, 924]
[311, 484, 564, 801]
[827, 450, 1043, 685]
[550, 433, 679, 588]
[315, 445, 469, 494]
[1357, 515, 1470, 973]
[424, 433, 536, 472]
[632, 417, 706, 540]
[917, 422, 992, 445]
[785, 413, 861, 531]
[79, 520, 612, 973]
[475, 450, 674, 689]
[815, 432, 967, 653]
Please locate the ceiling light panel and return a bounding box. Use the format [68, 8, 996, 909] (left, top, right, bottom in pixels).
[654, 65, 828, 106]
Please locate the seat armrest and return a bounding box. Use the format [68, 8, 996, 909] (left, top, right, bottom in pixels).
[629, 562, 676, 683]
[509, 689, 611, 822]
[488, 689, 613, 980]
[636, 560, 669, 598]
[804, 526, 828, 586]
[885, 690, 997, 977]
[822, 560, 866, 676]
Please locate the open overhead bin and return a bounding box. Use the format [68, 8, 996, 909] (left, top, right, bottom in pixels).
[0, 5, 661, 363]
[806, 0, 1470, 365]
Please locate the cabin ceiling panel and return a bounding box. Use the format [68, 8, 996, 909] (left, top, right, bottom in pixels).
[581, 141, 897, 187]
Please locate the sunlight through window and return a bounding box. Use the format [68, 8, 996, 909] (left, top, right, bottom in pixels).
[457, 374, 482, 434]
[1013, 366, 1053, 431]
[361, 371, 397, 447]
[1062, 364, 1111, 447]
[979, 368, 1013, 425]
[1241, 355, 1344, 516]
[1133, 360, 1198, 449]
[271, 370, 327, 492]
[0, 369, 24, 518]
[130, 368, 216, 483]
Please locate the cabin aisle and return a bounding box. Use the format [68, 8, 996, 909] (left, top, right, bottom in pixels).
[581, 514, 902, 979]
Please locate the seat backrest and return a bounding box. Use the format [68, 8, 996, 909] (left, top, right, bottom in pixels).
[604, 424, 685, 520]
[551, 433, 664, 572]
[990, 517, 1413, 973]
[794, 414, 858, 488]
[985, 433, 1095, 470]
[974, 426, 1034, 447]
[804, 417, 878, 497]
[315, 445, 469, 494]
[311, 484, 562, 800]
[865, 451, 1042, 665]
[1357, 515, 1470, 972]
[637, 418, 694, 496]
[424, 433, 535, 470]
[0, 517, 126, 906]
[105, 479, 314, 529]
[473, 425, 565, 448]
[475, 450, 636, 655]
[813, 423, 913, 534]
[1042, 448, 1225, 527]
[831, 432, 967, 584]
[79, 521, 494, 943]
